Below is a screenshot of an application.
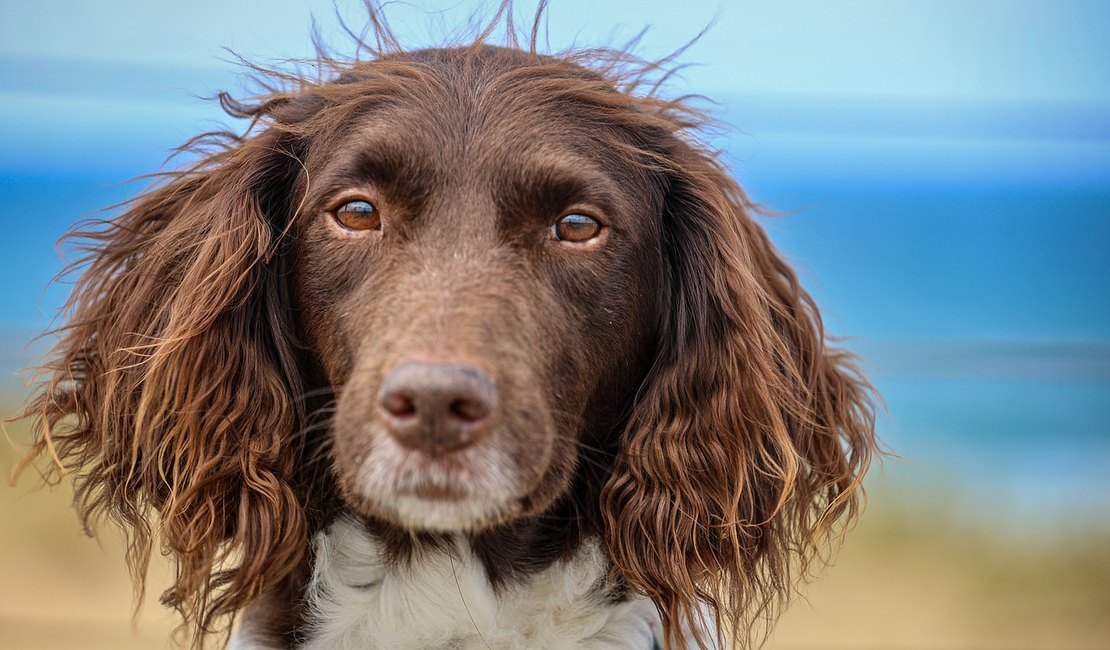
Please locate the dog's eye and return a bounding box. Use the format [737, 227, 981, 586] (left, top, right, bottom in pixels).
[334, 200, 380, 231]
[551, 214, 601, 243]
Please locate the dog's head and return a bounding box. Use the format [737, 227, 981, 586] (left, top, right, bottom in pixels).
[292, 47, 666, 533]
[21, 33, 875, 649]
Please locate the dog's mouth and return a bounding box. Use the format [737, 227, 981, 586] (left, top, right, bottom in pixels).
[346, 424, 542, 532]
[403, 481, 465, 502]
[387, 450, 486, 503]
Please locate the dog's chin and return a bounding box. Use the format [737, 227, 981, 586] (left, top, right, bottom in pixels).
[376, 493, 523, 532]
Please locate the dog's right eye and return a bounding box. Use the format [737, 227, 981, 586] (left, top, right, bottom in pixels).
[334, 200, 381, 232]
[552, 213, 602, 244]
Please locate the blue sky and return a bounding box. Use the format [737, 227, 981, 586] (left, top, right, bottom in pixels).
[2, 1, 1108, 182]
[3, 0, 1109, 100]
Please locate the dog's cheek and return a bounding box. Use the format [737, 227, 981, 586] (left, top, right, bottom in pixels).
[329, 379, 379, 497]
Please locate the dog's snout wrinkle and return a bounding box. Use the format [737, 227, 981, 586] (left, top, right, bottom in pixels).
[378, 359, 497, 456]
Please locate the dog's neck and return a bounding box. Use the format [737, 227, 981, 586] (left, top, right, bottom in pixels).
[233, 516, 661, 649]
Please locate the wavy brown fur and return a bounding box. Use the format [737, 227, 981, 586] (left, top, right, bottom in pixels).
[600, 139, 876, 647]
[15, 129, 311, 641]
[15, 3, 876, 648]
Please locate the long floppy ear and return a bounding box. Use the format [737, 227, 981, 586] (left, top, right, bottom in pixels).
[601, 138, 877, 648]
[17, 125, 308, 642]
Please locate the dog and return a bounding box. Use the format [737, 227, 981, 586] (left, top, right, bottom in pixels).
[18, 7, 877, 649]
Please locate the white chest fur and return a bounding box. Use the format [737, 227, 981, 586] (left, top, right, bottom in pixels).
[294, 517, 661, 650]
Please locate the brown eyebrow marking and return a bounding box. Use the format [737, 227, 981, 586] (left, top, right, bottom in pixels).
[495, 158, 624, 226]
[313, 136, 441, 214]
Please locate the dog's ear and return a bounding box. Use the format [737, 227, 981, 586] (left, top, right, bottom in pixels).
[601, 137, 878, 648]
[18, 123, 310, 639]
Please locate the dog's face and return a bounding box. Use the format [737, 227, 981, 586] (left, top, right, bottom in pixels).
[291, 48, 661, 531]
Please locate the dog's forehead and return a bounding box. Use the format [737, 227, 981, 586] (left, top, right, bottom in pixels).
[328, 46, 619, 148]
[309, 48, 639, 202]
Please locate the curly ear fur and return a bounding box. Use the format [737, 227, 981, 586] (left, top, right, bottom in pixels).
[601, 138, 877, 648]
[16, 129, 309, 642]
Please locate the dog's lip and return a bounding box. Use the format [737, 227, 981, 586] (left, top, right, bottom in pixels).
[398, 482, 466, 501]
[395, 446, 473, 472]
[375, 445, 487, 501]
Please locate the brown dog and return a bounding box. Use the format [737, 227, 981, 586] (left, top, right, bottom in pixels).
[19, 8, 877, 649]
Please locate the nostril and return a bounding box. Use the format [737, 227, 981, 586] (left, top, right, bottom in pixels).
[449, 397, 490, 422]
[380, 391, 416, 418]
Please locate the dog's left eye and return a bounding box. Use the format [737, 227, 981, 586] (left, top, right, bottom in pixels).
[551, 214, 601, 243]
[334, 200, 381, 231]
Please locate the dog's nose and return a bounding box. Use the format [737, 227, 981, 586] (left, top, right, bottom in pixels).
[378, 359, 497, 455]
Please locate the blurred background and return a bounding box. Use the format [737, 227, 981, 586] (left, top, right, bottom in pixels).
[1, 1, 1108, 648]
